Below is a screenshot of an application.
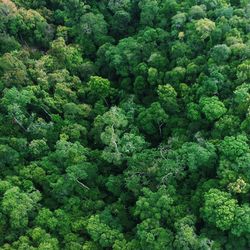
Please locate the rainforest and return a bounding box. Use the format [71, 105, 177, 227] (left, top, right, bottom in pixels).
[0, 0, 250, 249]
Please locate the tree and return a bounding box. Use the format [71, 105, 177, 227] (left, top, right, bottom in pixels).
[134, 187, 173, 221]
[28, 139, 49, 159]
[1, 87, 35, 131]
[171, 13, 187, 29]
[147, 52, 167, 71]
[175, 141, 217, 172]
[195, 18, 216, 40]
[0, 144, 19, 169]
[137, 102, 168, 136]
[4, 227, 59, 250]
[157, 84, 179, 113]
[199, 96, 227, 121]
[103, 36, 142, 77]
[1, 187, 41, 230]
[49, 37, 83, 74]
[218, 134, 249, 161]
[9, 8, 53, 47]
[87, 76, 111, 103]
[110, 10, 131, 37]
[198, 0, 229, 10]
[0, 52, 28, 87]
[187, 102, 201, 121]
[210, 44, 231, 63]
[76, 12, 110, 54]
[93, 106, 128, 137]
[212, 115, 241, 138]
[189, 5, 206, 20]
[231, 204, 250, 236]
[202, 188, 237, 231]
[138, 0, 159, 27]
[165, 67, 186, 84]
[173, 216, 200, 250]
[35, 208, 58, 232]
[0, 34, 21, 54]
[237, 60, 250, 83]
[233, 83, 250, 115]
[86, 215, 124, 248]
[136, 219, 173, 250]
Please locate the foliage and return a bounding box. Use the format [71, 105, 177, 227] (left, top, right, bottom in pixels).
[0, 0, 249, 249]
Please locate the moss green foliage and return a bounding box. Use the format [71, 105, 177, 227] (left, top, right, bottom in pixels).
[0, 0, 250, 249]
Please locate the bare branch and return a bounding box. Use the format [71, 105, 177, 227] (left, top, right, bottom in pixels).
[13, 117, 27, 132]
[110, 125, 120, 154]
[76, 179, 90, 190]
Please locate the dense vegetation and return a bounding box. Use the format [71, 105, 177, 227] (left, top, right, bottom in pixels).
[0, 0, 250, 249]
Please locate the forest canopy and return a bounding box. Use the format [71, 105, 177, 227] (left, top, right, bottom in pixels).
[0, 0, 250, 249]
